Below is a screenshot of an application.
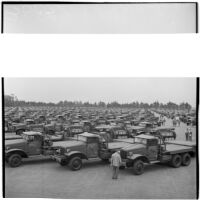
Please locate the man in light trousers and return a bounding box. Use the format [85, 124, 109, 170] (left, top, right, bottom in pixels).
[110, 151, 122, 179]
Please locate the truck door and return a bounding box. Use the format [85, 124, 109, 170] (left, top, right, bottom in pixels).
[146, 139, 158, 161]
[86, 137, 99, 158]
[27, 135, 42, 155]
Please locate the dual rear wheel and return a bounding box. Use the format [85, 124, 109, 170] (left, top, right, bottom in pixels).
[133, 153, 191, 175]
[170, 153, 191, 168]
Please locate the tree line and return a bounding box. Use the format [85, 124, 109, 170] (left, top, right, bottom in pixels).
[4, 94, 192, 111]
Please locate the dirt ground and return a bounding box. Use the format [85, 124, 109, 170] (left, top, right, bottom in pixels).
[4, 116, 197, 199]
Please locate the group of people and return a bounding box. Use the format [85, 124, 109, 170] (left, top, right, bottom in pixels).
[185, 128, 193, 141]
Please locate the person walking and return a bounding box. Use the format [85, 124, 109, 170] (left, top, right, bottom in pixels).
[110, 151, 122, 179]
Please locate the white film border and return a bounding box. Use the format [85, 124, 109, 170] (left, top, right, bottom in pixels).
[2, 2, 198, 33]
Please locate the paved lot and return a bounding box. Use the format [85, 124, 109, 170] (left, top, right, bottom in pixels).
[5, 117, 197, 199]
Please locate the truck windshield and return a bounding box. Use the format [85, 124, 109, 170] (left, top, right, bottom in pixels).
[134, 137, 147, 145]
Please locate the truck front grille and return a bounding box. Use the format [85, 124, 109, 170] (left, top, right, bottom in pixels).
[120, 150, 127, 159]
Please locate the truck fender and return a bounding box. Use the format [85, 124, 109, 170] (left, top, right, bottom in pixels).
[5, 149, 28, 158]
[64, 151, 88, 160]
[128, 154, 150, 163]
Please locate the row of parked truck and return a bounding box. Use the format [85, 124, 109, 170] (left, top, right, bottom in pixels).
[5, 130, 196, 175]
[5, 107, 196, 175]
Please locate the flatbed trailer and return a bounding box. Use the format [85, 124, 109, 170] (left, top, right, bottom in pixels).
[165, 140, 196, 154]
[163, 143, 195, 156]
[166, 140, 196, 148]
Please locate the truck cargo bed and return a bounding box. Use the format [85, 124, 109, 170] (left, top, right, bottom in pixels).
[165, 143, 195, 154]
[166, 140, 196, 148]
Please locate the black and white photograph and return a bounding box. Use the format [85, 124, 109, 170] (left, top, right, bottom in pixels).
[2, 77, 198, 198]
[1, 0, 199, 199]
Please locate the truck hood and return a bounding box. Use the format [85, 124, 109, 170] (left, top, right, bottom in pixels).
[52, 140, 85, 148]
[122, 143, 146, 151]
[5, 139, 27, 150]
[5, 135, 22, 140]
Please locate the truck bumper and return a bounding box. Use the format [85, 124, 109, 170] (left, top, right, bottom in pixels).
[51, 155, 66, 163]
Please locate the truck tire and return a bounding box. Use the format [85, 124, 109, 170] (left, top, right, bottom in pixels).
[60, 159, 68, 166]
[69, 157, 82, 171]
[182, 153, 191, 166]
[170, 154, 182, 168]
[8, 154, 22, 167]
[133, 160, 144, 175]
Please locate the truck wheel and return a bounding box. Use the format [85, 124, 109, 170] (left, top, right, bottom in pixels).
[8, 154, 22, 167]
[182, 153, 191, 166]
[170, 154, 182, 168]
[60, 159, 68, 166]
[69, 157, 82, 171]
[133, 160, 144, 175]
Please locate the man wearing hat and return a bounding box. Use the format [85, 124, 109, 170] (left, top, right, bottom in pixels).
[110, 150, 122, 179]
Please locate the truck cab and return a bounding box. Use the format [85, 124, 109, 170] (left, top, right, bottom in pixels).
[121, 134, 159, 162]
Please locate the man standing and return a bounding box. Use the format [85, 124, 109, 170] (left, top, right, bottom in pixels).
[110, 151, 122, 179]
[189, 128, 192, 141]
[185, 128, 189, 141]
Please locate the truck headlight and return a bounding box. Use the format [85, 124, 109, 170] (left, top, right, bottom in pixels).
[128, 152, 133, 157]
[66, 148, 70, 153]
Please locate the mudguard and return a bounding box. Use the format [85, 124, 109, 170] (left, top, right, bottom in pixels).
[5, 149, 28, 158]
[128, 154, 150, 163]
[64, 151, 88, 160]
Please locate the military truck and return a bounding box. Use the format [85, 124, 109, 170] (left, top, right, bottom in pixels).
[65, 125, 84, 137]
[5, 131, 61, 167]
[51, 132, 131, 170]
[120, 134, 196, 175]
[150, 127, 176, 140]
[5, 122, 26, 135]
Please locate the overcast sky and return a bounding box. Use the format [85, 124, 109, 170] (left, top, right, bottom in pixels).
[4, 3, 196, 33]
[4, 78, 196, 107]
